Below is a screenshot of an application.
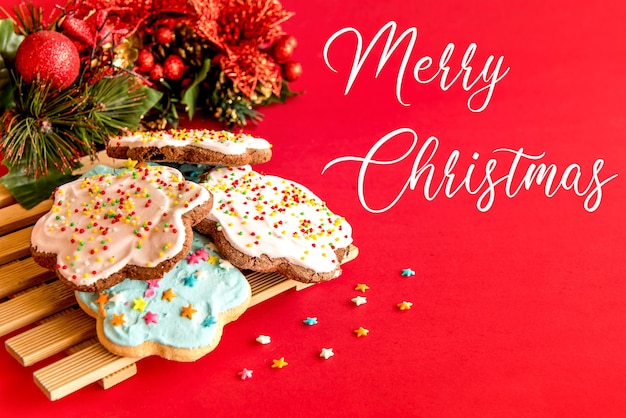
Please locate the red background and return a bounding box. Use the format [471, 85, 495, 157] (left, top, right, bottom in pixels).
[2, 0, 626, 416]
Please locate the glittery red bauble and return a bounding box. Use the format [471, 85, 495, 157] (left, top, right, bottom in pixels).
[156, 26, 174, 45]
[271, 35, 297, 63]
[163, 55, 186, 81]
[149, 63, 164, 81]
[136, 49, 155, 73]
[15, 30, 80, 90]
[282, 60, 302, 82]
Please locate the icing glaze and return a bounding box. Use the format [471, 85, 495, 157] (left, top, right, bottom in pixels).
[31, 165, 210, 288]
[75, 232, 251, 350]
[109, 129, 271, 154]
[199, 166, 353, 273]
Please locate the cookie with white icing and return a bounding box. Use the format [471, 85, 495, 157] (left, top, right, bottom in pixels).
[30, 165, 212, 292]
[195, 166, 358, 283]
[75, 232, 251, 362]
[107, 128, 272, 166]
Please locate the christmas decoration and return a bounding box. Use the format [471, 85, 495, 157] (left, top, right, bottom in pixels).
[0, 0, 303, 208]
[15, 30, 80, 89]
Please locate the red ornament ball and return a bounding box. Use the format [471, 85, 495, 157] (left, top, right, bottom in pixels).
[271, 35, 298, 63]
[163, 55, 186, 81]
[282, 60, 302, 82]
[136, 49, 155, 73]
[15, 30, 80, 90]
[156, 27, 174, 45]
[149, 63, 164, 81]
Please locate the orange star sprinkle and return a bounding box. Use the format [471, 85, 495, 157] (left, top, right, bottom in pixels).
[162, 288, 176, 302]
[181, 304, 197, 319]
[397, 301, 413, 311]
[271, 357, 288, 369]
[354, 327, 369, 337]
[354, 283, 370, 292]
[95, 292, 109, 316]
[110, 313, 125, 327]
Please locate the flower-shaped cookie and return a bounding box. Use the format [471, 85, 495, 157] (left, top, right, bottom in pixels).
[31, 165, 212, 292]
[75, 232, 251, 361]
[195, 165, 357, 283]
[107, 128, 272, 166]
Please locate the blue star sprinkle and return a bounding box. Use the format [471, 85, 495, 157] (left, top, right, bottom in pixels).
[183, 274, 198, 287]
[202, 315, 217, 327]
[401, 268, 416, 277]
[303, 317, 318, 326]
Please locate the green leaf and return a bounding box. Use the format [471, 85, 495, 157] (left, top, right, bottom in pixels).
[181, 58, 211, 120]
[0, 18, 24, 63]
[0, 165, 78, 209]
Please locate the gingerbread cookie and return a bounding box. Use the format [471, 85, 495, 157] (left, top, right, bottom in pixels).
[75, 232, 251, 362]
[195, 166, 357, 283]
[107, 128, 272, 166]
[30, 165, 212, 292]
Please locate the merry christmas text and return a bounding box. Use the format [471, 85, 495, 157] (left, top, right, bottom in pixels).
[323, 20, 510, 112]
[322, 128, 618, 213]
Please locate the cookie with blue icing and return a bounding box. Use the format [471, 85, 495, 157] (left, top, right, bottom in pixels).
[75, 231, 251, 361]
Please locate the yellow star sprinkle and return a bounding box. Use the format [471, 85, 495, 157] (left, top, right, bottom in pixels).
[124, 158, 138, 169]
[208, 255, 219, 265]
[354, 327, 369, 337]
[162, 288, 176, 302]
[397, 301, 413, 311]
[132, 297, 148, 312]
[181, 304, 197, 319]
[354, 283, 370, 292]
[271, 357, 288, 369]
[110, 313, 125, 327]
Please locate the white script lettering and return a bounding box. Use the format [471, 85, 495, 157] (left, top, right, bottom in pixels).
[321, 128, 617, 213]
[323, 21, 510, 112]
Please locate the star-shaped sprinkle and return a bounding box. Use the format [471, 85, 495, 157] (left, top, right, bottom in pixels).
[397, 301, 413, 310]
[181, 304, 197, 319]
[95, 292, 109, 306]
[146, 279, 161, 289]
[354, 283, 370, 292]
[256, 335, 271, 344]
[183, 274, 198, 287]
[319, 348, 334, 360]
[162, 288, 176, 302]
[143, 311, 159, 325]
[271, 357, 288, 369]
[303, 317, 318, 326]
[219, 259, 234, 270]
[144, 287, 156, 298]
[208, 254, 219, 265]
[238, 368, 253, 380]
[109, 292, 125, 305]
[401, 268, 416, 277]
[351, 296, 367, 306]
[195, 270, 208, 280]
[124, 158, 138, 169]
[202, 315, 217, 327]
[132, 297, 148, 312]
[186, 250, 205, 264]
[354, 327, 369, 337]
[110, 313, 125, 327]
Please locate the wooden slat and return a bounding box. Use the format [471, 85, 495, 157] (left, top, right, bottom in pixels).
[0, 200, 52, 236]
[0, 280, 75, 337]
[5, 308, 95, 366]
[99, 363, 138, 389]
[0, 257, 55, 299]
[0, 226, 33, 265]
[33, 342, 138, 401]
[0, 183, 17, 209]
[248, 272, 298, 305]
